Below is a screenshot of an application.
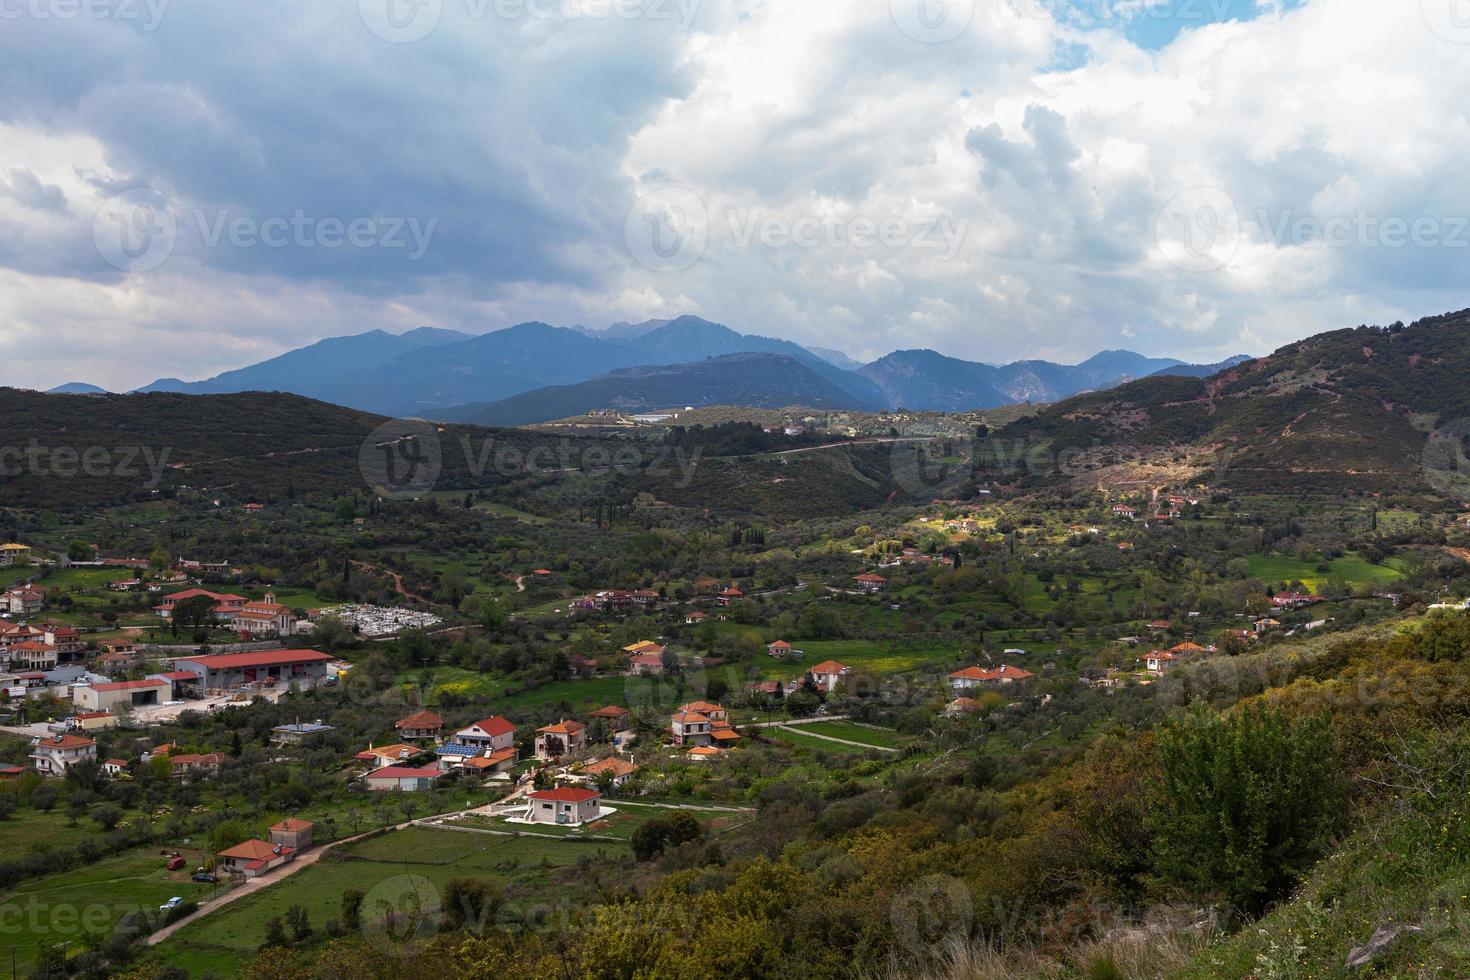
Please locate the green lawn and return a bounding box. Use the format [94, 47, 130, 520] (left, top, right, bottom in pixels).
[0, 808, 146, 854]
[1246, 553, 1404, 591]
[764, 727, 882, 755]
[1, 847, 216, 974]
[151, 827, 621, 976]
[786, 720, 908, 748]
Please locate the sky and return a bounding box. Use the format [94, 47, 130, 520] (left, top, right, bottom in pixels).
[1, 0, 1467, 391]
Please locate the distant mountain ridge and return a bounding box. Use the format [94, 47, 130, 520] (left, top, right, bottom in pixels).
[132, 315, 1239, 418]
[435, 352, 880, 427]
[857, 348, 1187, 410]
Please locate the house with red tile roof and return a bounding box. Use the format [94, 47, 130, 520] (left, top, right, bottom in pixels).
[525, 786, 602, 825]
[626, 653, 665, 675]
[458, 747, 519, 776]
[455, 716, 516, 751]
[153, 588, 248, 620]
[218, 839, 295, 878]
[588, 705, 630, 730]
[7, 641, 58, 672]
[232, 591, 295, 637]
[535, 720, 586, 761]
[717, 584, 743, 605]
[808, 660, 853, 693]
[2, 586, 45, 615]
[947, 665, 1035, 692]
[395, 710, 444, 741]
[29, 732, 96, 775]
[1143, 651, 1180, 674]
[853, 573, 888, 593]
[580, 756, 637, 788]
[354, 743, 420, 768]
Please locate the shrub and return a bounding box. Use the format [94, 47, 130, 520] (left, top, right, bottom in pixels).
[1150, 704, 1340, 914]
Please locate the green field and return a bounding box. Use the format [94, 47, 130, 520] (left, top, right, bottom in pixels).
[764, 727, 882, 755]
[1246, 553, 1405, 591]
[1, 847, 215, 974]
[742, 639, 953, 683]
[151, 827, 620, 976]
[786, 720, 908, 749]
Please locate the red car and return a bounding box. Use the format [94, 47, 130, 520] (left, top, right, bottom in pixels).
[166, 856, 186, 871]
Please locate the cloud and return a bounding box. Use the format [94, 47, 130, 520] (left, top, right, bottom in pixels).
[0, 0, 1465, 390]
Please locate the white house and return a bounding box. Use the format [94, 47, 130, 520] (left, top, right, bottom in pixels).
[525, 786, 602, 826]
[808, 660, 853, 693]
[30, 733, 97, 775]
[455, 715, 516, 751]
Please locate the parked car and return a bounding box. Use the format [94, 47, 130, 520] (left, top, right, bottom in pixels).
[191, 872, 216, 883]
[166, 856, 186, 870]
[160, 897, 183, 911]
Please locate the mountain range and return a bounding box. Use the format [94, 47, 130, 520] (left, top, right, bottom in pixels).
[12, 308, 1470, 508]
[113, 315, 1243, 423]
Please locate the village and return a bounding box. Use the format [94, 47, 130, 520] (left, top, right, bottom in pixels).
[0, 478, 1465, 977]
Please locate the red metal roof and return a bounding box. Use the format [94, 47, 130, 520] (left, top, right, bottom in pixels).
[88, 679, 168, 692]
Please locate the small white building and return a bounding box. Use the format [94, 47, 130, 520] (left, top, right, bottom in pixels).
[525, 786, 602, 825]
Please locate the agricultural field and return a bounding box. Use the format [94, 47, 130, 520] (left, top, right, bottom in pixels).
[150, 828, 619, 976]
[1245, 552, 1405, 591]
[1, 847, 215, 974]
[785, 720, 910, 749]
